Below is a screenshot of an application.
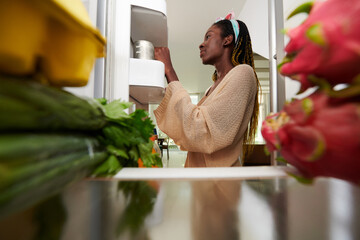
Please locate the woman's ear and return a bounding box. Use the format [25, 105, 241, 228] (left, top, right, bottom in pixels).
[223, 35, 234, 46]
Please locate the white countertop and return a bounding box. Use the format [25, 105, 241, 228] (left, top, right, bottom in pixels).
[113, 166, 289, 180]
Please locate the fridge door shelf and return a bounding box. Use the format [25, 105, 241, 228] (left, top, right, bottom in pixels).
[129, 58, 165, 104]
[129, 85, 165, 105]
[131, 1, 168, 47]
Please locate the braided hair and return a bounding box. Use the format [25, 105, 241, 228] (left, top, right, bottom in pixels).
[213, 19, 260, 160]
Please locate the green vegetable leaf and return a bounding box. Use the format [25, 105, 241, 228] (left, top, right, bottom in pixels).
[106, 145, 129, 159]
[103, 100, 133, 121]
[137, 140, 162, 168]
[92, 155, 122, 177]
[94, 99, 159, 170]
[95, 98, 108, 105]
[128, 146, 140, 162]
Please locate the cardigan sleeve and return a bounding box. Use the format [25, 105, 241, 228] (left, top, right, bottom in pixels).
[154, 65, 257, 154]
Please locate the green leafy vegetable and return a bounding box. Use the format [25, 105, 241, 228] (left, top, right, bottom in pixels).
[97, 98, 132, 121]
[93, 100, 162, 175]
[0, 75, 162, 217]
[92, 155, 122, 176]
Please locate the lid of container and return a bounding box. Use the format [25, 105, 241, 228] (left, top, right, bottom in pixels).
[38, 0, 106, 50]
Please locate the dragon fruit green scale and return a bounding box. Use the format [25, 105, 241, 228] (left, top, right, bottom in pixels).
[279, 0, 360, 91]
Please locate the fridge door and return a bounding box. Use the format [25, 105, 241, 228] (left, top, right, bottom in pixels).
[65, 0, 107, 99]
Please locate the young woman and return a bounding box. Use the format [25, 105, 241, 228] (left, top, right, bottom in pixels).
[154, 14, 260, 167]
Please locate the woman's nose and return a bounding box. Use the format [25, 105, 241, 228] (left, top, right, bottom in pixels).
[199, 42, 204, 50]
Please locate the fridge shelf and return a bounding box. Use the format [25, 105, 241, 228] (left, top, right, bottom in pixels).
[129, 58, 165, 104]
[130, 0, 168, 47]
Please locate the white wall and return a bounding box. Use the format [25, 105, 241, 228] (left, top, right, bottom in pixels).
[238, 0, 269, 59]
[239, 0, 312, 101]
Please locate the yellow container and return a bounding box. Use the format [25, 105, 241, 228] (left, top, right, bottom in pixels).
[0, 0, 106, 87]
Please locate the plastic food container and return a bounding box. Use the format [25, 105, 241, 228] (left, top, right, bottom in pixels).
[0, 0, 106, 87]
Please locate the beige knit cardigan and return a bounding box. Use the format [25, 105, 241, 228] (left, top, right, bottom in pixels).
[154, 64, 257, 167]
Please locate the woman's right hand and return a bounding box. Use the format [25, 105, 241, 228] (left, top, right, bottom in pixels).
[154, 47, 172, 68]
[155, 47, 179, 83]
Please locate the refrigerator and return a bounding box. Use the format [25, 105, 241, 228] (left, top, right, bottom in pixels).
[67, 0, 168, 112]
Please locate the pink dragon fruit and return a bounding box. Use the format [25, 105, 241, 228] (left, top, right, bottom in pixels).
[279, 0, 360, 93]
[261, 91, 360, 184]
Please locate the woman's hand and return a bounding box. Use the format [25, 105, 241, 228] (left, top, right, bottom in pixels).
[154, 47, 172, 69]
[155, 47, 179, 83]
